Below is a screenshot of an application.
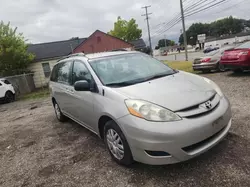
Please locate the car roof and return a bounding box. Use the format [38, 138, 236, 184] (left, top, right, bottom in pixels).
[57, 51, 140, 64]
[85, 51, 139, 60]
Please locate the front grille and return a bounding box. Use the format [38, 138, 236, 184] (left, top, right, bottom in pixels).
[182, 125, 226, 153]
[185, 101, 220, 119]
[177, 94, 216, 113]
[176, 93, 220, 118]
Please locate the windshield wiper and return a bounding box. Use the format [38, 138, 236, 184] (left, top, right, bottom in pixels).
[105, 81, 137, 87]
[144, 72, 174, 82]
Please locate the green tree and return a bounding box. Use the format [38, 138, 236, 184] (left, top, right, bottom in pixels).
[0, 21, 35, 76]
[178, 16, 245, 45]
[156, 39, 175, 48]
[108, 16, 142, 41]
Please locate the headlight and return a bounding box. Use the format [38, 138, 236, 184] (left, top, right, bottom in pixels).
[203, 77, 223, 97]
[125, 100, 182, 122]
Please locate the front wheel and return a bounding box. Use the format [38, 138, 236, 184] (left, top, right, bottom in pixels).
[104, 120, 133, 166]
[5, 91, 15, 103]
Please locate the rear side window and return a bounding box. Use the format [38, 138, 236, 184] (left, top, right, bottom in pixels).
[50, 61, 72, 84]
[3, 80, 11, 84]
[50, 64, 59, 82]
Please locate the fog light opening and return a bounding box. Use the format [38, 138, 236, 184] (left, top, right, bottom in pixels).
[145, 150, 171, 157]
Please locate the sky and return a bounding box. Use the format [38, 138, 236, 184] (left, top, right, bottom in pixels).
[0, 0, 249, 47]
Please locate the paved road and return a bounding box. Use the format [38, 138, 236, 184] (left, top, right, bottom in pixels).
[156, 51, 204, 62]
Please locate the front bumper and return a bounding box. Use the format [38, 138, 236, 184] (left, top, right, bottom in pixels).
[193, 62, 218, 71]
[117, 96, 231, 165]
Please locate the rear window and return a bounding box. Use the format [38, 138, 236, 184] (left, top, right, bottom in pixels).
[236, 42, 250, 49]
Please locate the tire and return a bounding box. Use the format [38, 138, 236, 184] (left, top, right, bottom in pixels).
[53, 101, 67, 122]
[233, 69, 243, 73]
[104, 120, 133, 166]
[218, 62, 225, 72]
[5, 91, 15, 103]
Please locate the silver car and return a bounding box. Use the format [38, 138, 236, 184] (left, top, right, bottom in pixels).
[50, 51, 232, 166]
[193, 46, 234, 73]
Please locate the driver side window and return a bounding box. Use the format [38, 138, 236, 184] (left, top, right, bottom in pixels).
[72, 61, 93, 84]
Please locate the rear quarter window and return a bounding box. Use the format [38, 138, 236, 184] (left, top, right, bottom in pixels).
[50, 64, 59, 82]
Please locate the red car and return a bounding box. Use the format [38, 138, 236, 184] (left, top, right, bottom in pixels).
[221, 41, 250, 73]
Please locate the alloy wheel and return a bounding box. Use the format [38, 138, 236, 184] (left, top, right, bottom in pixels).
[106, 129, 124, 160]
[54, 103, 61, 119]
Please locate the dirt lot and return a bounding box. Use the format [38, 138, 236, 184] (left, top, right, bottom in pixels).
[0, 72, 250, 187]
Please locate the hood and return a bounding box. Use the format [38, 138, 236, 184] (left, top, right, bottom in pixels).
[113, 71, 216, 111]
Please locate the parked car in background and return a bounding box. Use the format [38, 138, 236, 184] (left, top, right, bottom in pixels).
[0, 79, 15, 103]
[221, 41, 250, 73]
[193, 46, 235, 73]
[50, 51, 232, 166]
[203, 47, 219, 54]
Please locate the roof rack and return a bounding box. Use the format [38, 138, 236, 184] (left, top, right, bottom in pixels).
[57, 52, 86, 61]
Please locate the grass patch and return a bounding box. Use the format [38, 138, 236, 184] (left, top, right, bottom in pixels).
[164, 61, 195, 73]
[19, 88, 50, 100]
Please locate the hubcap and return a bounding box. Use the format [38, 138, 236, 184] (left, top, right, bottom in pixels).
[106, 129, 124, 160]
[55, 104, 61, 119]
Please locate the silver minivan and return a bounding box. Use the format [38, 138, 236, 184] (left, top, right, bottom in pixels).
[50, 51, 232, 166]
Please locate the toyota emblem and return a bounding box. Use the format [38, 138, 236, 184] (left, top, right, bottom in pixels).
[205, 101, 212, 109]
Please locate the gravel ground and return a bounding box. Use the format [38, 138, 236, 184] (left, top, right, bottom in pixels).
[0, 71, 250, 187]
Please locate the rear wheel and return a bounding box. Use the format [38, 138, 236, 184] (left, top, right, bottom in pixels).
[104, 120, 133, 166]
[5, 91, 15, 103]
[53, 101, 67, 122]
[218, 62, 225, 72]
[233, 69, 243, 73]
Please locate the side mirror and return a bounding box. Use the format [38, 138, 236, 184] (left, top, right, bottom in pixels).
[74, 80, 90, 91]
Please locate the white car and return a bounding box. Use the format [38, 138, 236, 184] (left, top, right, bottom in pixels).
[0, 79, 15, 103]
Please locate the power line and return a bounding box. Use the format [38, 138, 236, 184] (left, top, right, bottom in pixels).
[153, 0, 232, 37]
[212, 0, 247, 14]
[185, 0, 228, 17]
[185, 0, 210, 12]
[142, 5, 153, 55]
[150, 0, 211, 36]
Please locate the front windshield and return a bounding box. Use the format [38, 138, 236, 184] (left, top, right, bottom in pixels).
[89, 53, 175, 86]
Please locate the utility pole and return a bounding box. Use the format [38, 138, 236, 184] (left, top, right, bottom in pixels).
[180, 0, 188, 61]
[164, 34, 167, 47]
[142, 5, 152, 55]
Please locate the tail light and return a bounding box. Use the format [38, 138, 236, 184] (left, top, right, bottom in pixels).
[201, 58, 211, 63]
[237, 50, 250, 58]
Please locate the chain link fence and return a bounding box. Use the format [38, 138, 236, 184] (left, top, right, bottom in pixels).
[2, 70, 51, 97]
